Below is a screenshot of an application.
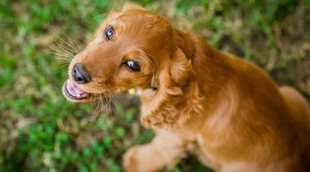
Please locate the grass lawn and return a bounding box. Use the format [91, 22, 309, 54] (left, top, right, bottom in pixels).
[0, 0, 309, 171]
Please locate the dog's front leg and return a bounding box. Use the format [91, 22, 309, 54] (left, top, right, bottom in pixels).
[123, 129, 188, 172]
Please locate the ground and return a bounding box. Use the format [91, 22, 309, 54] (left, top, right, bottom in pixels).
[0, 0, 309, 171]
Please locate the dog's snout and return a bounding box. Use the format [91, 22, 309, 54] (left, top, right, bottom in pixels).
[72, 63, 91, 84]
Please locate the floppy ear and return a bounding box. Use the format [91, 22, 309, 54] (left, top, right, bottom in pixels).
[140, 49, 197, 129]
[169, 48, 192, 85]
[122, 3, 146, 12]
[140, 48, 199, 129]
[162, 48, 192, 96]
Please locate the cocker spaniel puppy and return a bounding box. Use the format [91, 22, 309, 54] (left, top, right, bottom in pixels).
[62, 4, 310, 172]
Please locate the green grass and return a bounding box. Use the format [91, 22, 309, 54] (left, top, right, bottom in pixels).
[0, 0, 308, 171]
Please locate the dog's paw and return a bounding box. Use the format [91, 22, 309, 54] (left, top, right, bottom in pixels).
[123, 146, 139, 172]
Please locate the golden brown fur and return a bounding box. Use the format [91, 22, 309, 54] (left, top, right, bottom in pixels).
[63, 4, 310, 172]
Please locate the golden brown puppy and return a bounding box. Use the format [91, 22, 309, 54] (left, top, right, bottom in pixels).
[62, 4, 310, 172]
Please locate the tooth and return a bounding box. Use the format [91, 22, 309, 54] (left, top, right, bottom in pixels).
[67, 83, 70, 92]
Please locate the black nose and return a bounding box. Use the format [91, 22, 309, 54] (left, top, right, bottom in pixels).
[72, 63, 91, 84]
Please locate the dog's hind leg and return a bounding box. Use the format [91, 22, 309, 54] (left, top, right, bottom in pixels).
[123, 129, 188, 172]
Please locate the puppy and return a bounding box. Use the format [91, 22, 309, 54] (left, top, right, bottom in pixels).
[62, 4, 310, 172]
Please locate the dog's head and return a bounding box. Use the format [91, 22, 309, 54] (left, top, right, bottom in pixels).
[63, 4, 192, 103]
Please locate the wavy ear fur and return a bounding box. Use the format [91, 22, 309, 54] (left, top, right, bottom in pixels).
[169, 49, 192, 85]
[163, 48, 192, 97]
[156, 47, 192, 97]
[140, 48, 201, 129]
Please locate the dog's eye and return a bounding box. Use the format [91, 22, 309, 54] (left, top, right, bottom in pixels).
[104, 26, 114, 40]
[123, 60, 141, 71]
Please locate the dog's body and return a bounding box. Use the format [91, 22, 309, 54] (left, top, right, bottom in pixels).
[62, 4, 310, 172]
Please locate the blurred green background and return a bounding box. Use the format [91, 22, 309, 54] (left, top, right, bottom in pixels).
[0, 0, 309, 171]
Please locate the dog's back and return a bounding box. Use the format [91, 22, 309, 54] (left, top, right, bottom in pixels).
[190, 36, 310, 171]
[280, 86, 310, 171]
[280, 86, 310, 120]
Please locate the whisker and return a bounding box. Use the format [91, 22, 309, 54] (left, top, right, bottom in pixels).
[63, 34, 80, 54]
[94, 99, 101, 119]
[49, 43, 71, 57]
[57, 61, 70, 67]
[109, 92, 118, 106]
[49, 41, 75, 70]
[102, 92, 113, 123]
[56, 34, 79, 54]
[51, 51, 73, 60]
[50, 45, 74, 66]
[54, 39, 75, 58]
[106, 96, 113, 123]
[103, 92, 110, 114]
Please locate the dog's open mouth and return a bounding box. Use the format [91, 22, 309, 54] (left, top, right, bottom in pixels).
[63, 79, 91, 101]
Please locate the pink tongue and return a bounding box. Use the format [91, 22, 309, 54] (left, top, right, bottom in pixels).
[67, 80, 89, 98]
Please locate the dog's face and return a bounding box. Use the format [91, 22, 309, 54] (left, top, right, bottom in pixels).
[63, 4, 179, 102]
